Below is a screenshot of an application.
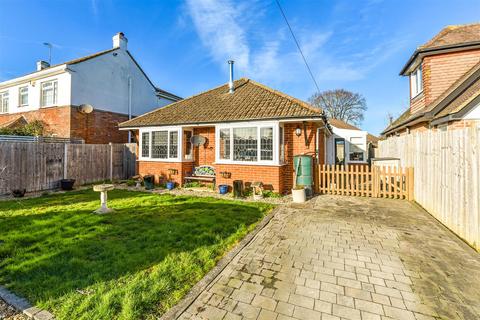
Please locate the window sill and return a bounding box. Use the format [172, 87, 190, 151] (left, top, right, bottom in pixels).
[411, 90, 424, 101]
[213, 161, 282, 167]
[138, 158, 182, 163]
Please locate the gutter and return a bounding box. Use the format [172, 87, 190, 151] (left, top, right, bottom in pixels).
[400, 41, 480, 75]
[119, 116, 327, 131]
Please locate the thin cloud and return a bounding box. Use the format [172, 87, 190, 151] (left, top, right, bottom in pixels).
[184, 0, 405, 88]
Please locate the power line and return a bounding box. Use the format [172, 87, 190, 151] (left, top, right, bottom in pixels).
[275, 0, 321, 94]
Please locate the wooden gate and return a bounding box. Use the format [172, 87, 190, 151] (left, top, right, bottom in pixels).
[318, 165, 414, 200]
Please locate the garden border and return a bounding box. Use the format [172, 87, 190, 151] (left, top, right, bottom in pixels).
[0, 286, 55, 320]
[160, 205, 283, 320]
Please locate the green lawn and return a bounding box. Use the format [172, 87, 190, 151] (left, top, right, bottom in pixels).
[0, 189, 273, 320]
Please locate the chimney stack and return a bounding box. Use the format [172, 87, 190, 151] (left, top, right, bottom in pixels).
[228, 60, 234, 94]
[113, 32, 128, 50]
[36, 60, 50, 71]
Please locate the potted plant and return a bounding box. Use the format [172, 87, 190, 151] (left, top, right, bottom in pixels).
[291, 185, 306, 203]
[60, 179, 76, 190]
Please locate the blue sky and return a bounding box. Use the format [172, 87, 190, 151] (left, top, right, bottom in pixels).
[1, 0, 479, 135]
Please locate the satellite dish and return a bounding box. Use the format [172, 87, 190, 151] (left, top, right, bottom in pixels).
[190, 135, 206, 146]
[78, 104, 94, 114]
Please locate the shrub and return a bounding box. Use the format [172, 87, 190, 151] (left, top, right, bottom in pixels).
[0, 120, 46, 136]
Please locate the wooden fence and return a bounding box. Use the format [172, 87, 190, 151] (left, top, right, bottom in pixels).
[0, 142, 137, 195]
[319, 164, 414, 200]
[378, 126, 480, 250]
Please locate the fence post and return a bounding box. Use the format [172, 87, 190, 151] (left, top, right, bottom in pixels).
[63, 143, 68, 179]
[109, 142, 113, 182]
[408, 167, 414, 201]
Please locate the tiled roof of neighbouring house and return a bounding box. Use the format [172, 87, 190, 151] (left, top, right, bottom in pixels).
[328, 118, 379, 145]
[420, 23, 480, 50]
[400, 23, 480, 75]
[383, 60, 480, 134]
[0, 116, 28, 129]
[119, 78, 326, 127]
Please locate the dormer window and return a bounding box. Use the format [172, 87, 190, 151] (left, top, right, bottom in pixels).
[410, 65, 423, 98]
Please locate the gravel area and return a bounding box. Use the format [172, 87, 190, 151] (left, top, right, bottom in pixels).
[114, 184, 292, 205]
[0, 298, 27, 320]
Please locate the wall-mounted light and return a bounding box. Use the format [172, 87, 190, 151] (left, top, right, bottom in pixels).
[295, 126, 302, 137]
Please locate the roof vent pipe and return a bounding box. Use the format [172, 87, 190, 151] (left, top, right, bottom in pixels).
[228, 60, 234, 94]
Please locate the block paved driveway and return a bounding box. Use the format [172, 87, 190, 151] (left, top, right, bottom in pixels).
[179, 195, 480, 320]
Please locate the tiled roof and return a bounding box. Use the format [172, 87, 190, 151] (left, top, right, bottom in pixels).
[328, 118, 360, 131]
[400, 23, 480, 75]
[328, 118, 379, 144]
[119, 78, 325, 127]
[0, 116, 28, 129]
[420, 23, 480, 50]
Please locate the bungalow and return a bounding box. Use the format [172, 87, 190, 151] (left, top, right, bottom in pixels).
[119, 67, 331, 194]
[382, 23, 480, 136]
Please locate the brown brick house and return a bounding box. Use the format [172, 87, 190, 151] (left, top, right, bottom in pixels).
[0, 32, 180, 143]
[382, 23, 480, 136]
[119, 78, 331, 194]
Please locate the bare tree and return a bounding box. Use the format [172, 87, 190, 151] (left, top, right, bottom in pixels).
[308, 89, 367, 126]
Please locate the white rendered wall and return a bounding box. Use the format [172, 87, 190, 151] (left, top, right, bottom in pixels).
[0, 70, 71, 114]
[462, 101, 480, 119]
[326, 126, 368, 165]
[69, 49, 171, 116]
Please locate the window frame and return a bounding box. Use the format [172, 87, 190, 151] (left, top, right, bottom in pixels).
[18, 86, 29, 107]
[215, 121, 279, 166]
[139, 126, 181, 162]
[348, 136, 365, 162]
[0, 91, 9, 114]
[410, 65, 423, 98]
[40, 79, 58, 107]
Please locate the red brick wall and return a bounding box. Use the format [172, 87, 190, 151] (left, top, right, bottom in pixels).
[137, 161, 190, 186]
[193, 127, 215, 166]
[424, 50, 480, 106]
[0, 106, 72, 137]
[0, 106, 129, 144]
[136, 121, 327, 194]
[70, 108, 129, 144]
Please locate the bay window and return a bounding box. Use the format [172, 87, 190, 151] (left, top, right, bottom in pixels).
[217, 124, 277, 164]
[141, 132, 150, 157]
[233, 127, 257, 161]
[140, 129, 179, 160]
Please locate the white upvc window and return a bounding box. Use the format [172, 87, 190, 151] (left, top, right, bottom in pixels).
[216, 122, 279, 165]
[139, 127, 180, 161]
[348, 136, 365, 162]
[40, 80, 58, 106]
[410, 65, 423, 98]
[0, 91, 9, 113]
[19, 86, 28, 107]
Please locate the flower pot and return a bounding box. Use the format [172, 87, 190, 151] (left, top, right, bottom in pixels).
[291, 187, 306, 203]
[143, 175, 155, 190]
[60, 179, 75, 191]
[12, 189, 26, 198]
[219, 185, 229, 195]
[166, 181, 175, 190]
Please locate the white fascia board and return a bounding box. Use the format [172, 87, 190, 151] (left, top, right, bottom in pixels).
[0, 65, 68, 89]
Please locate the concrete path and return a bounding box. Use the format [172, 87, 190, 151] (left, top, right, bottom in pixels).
[179, 196, 480, 320]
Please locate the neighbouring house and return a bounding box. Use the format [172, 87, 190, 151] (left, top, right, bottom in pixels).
[326, 118, 378, 166]
[119, 72, 331, 194]
[382, 23, 480, 136]
[0, 32, 180, 143]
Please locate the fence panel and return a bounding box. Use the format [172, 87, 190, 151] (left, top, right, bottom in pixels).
[318, 164, 412, 200]
[378, 127, 480, 250]
[0, 142, 137, 195]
